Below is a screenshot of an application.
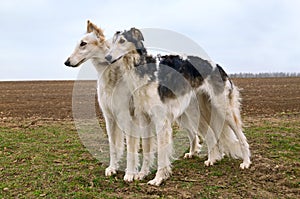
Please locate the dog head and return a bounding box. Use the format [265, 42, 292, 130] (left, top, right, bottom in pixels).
[105, 28, 145, 64]
[64, 20, 108, 67]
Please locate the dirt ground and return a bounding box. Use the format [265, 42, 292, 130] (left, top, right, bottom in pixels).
[0, 78, 299, 119]
[0, 78, 299, 198]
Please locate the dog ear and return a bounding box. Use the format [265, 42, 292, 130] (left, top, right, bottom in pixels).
[87, 20, 94, 33]
[87, 20, 105, 40]
[130, 28, 144, 41]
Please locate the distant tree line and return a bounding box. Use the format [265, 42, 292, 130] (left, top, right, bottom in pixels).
[229, 72, 300, 78]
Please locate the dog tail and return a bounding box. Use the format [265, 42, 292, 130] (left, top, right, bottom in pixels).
[219, 124, 243, 159]
[219, 82, 249, 159]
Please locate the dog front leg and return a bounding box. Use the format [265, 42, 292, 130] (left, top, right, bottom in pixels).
[105, 119, 124, 176]
[137, 134, 156, 180]
[124, 134, 140, 182]
[148, 120, 173, 186]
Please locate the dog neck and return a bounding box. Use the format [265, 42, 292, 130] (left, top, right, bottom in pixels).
[91, 57, 109, 71]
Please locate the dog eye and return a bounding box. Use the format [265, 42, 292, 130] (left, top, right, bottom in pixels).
[80, 41, 87, 47]
[119, 38, 125, 44]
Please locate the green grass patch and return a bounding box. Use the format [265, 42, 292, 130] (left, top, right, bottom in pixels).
[0, 118, 299, 198]
[246, 121, 300, 162]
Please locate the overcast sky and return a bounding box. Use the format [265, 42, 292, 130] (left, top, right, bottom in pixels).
[0, 0, 299, 81]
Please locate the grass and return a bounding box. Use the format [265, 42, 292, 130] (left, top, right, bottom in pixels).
[0, 118, 299, 198]
[247, 122, 300, 161]
[0, 123, 111, 198]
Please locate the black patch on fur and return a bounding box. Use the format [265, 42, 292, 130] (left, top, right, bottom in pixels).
[210, 64, 231, 94]
[134, 55, 157, 82]
[158, 55, 213, 102]
[120, 28, 232, 101]
[187, 56, 213, 80]
[122, 28, 157, 81]
[216, 64, 229, 82]
[122, 29, 147, 58]
[129, 95, 135, 117]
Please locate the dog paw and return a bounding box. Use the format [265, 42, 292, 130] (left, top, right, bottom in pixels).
[136, 170, 150, 180]
[184, 152, 193, 159]
[105, 166, 116, 176]
[240, 161, 251, 169]
[124, 174, 134, 182]
[204, 159, 215, 166]
[147, 167, 171, 186]
[148, 178, 163, 186]
[195, 144, 202, 153]
[185, 144, 202, 159]
[124, 172, 138, 182]
[184, 149, 202, 159]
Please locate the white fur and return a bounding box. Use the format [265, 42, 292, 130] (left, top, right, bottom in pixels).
[193, 78, 251, 168]
[65, 23, 167, 182]
[105, 30, 251, 185]
[65, 22, 137, 180]
[66, 23, 251, 187]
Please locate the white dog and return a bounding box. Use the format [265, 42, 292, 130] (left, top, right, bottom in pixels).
[65, 21, 129, 178]
[105, 28, 251, 185]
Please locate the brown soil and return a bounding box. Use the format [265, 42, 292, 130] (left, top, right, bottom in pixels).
[234, 77, 300, 117]
[1, 78, 299, 119]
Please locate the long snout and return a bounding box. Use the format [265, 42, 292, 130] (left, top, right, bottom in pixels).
[64, 58, 71, 66]
[105, 54, 122, 64]
[105, 54, 112, 62]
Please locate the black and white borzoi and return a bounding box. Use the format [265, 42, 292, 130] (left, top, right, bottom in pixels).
[105, 28, 251, 185]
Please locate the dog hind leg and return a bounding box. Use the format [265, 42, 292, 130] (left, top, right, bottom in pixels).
[177, 113, 202, 159]
[204, 93, 226, 166]
[227, 110, 251, 169]
[221, 85, 251, 168]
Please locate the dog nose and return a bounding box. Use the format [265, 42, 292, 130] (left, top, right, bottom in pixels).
[105, 55, 112, 62]
[64, 58, 71, 66]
